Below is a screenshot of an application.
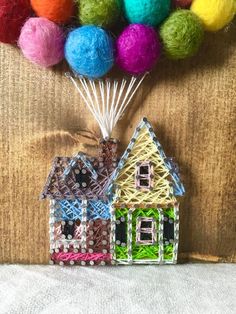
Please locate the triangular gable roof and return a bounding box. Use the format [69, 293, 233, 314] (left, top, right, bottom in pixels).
[41, 152, 114, 201]
[63, 152, 98, 181]
[107, 118, 185, 197]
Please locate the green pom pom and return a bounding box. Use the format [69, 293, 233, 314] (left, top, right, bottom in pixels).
[160, 10, 204, 60]
[78, 0, 121, 28]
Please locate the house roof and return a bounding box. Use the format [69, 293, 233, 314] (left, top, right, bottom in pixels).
[107, 118, 185, 197]
[41, 152, 117, 201]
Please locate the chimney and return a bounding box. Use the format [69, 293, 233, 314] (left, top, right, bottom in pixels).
[98, 138, 119, 166]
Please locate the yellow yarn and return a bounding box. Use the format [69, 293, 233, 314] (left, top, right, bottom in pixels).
[191, 0, 236, 32]
[113, 126, 176, 206]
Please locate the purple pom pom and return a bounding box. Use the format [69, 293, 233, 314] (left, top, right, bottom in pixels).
[116, 24, 161, 75]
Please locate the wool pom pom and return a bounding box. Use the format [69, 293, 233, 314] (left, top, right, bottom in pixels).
[191, 0, 236, 32]
[122, 0, 171, 27]
[30, 0, 75, 24]
[65, 26, 114, 79]
[78, 0, 121, 28]
[174, 0, 192, 8]
[116, 24, 161, 75]
[160, 10, 204, 60]
[18, 17, 65, 67]
[0, 0, 31, 44]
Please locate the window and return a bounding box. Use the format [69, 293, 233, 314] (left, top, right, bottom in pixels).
[135, 161, 153, 190]
[163, 216, 174, 244]
[136, 217, 156, 245]
[115, 216, 127, 246]
[74, 168, 90, 188]
[61, 221, 75, 240]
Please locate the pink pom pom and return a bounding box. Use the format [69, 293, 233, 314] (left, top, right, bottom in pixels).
[116, 24, 161, 75]
[18, 17, 65, 67]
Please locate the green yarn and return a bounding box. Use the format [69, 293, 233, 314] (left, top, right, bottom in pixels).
[160, 10, 204, 60]
[122, 0, 171, 27]
[78, 0, 121, 28]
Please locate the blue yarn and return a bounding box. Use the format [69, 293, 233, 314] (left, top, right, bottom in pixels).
[65, 25, 114, 79]
[55, 199, 111, 222]
[122, 0, 171, 26]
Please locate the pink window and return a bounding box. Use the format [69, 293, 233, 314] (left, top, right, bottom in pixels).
[135, 161, 154, 190]
[136, 217, 157, 245]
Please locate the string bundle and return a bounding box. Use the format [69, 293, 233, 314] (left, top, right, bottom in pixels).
[0, 0, 235, 77]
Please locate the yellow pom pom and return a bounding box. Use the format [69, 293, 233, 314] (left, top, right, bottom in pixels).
[191, 0, 235, 32]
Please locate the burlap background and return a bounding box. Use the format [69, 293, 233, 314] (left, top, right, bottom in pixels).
[0, 27, 235, 264]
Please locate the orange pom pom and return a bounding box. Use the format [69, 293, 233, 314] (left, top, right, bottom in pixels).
[31, 0, 75, 24]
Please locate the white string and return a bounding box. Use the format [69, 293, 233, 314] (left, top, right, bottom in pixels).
[66, 73, 147, 139]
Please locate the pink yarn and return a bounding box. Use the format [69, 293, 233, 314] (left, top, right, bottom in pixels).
[18, 17, 65, 68]
[116, 24, 161, 75]
[52, 252, 111, 262]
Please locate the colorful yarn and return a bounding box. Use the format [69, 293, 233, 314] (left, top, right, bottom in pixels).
[78, 0, 121, 28]
[52, 252, 111, 262]
[55, 200, 111, 221]
[191, 0, 236, 32]
[116, 24, 161, 75]
[160, 10, 204, 60]
[18, 17, 65, 67]
[65, 26, 114, 79]
[174, 0, 192, 8]
[122, 0, 171, 27]
[0, 0, 32, 44]
[30, 0, 75, 24]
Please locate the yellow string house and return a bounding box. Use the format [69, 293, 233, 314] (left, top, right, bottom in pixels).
[107, 117, 185, 265]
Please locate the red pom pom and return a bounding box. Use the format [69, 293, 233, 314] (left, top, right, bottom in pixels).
[173, 0, 192, 8]
[0, 0, 32, 44]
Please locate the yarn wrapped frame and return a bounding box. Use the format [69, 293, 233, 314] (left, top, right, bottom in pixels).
[116, 24, 161, 75]
[30, 0, 75, 24]
[0, 0, 32, 44]
[122, 0, 171, 27]
[160, 10, 204, 60]
[191, 0, 236, 32]
[65, 25, 115, 79]
[18, 17, 65, 67]
[78, 0, 121, 28]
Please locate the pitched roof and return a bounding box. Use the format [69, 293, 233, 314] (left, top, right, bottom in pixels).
[107, 118, 185, 197]
[41, 152, 117, 201]
[63, 152, 98, 181]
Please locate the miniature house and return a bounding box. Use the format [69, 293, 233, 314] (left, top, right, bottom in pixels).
[41, 118, 185, 266]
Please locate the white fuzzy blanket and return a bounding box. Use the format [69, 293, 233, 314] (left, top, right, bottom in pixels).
[0, 264, 235, 314]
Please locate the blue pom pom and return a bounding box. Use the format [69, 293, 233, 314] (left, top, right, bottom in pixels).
[65, 25, 114, 79]
[122, 0, 171, 27]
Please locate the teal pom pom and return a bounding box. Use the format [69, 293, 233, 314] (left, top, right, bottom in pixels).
[122, 0, 171, 27]
[160, 10, 204, 60]
[65, 26, 114, 79]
